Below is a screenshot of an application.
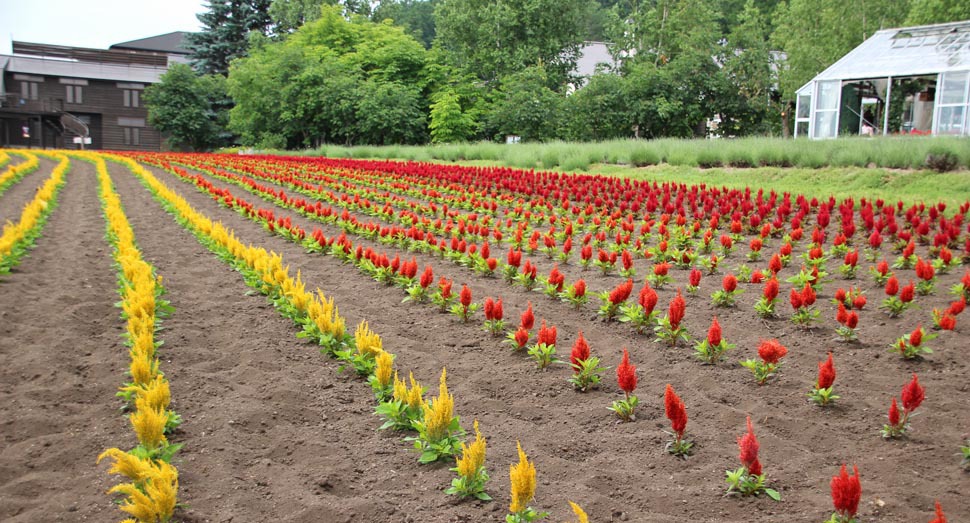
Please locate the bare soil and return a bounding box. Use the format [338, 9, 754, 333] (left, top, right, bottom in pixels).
[1, 155, 967, 522]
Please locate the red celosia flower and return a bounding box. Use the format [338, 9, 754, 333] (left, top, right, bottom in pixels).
[616, 348, 637, 394]
[962, 270, 970, 289]
[790, 288, 804, 309]
[664, 384, 688, 438]
[949, 297, 966, 316]
[846, 311, 859, 329]
[621, 250, 633, 271]
[514, 327, 529, 349]
[900, 281, 915, 303]
[868, 230, 882, 248]
[764, 278, 779, 301]
[689, 268, 702, 287]
[484, 297, 495, 320]
[836, 302, 849, 325]
[653, 262, 669, 276]
[853, 294, 867, 310]
[929, 500, 947, 523]
[817, 353, 836, 389]
[885, 275, 899, 296]
[639, 284, 658, 313]
[830, 464, 862, 518]
[507, 247, 522, 267]
[801, 284, 816, 306]
[548, 265, 565, 291]
[573, 279, 587, 298]
[901, 373, 925, 412]
[720, 234, 733, 249]
[915, 258, 935, 281]
[570, 331, 590, 369]
[758, 339, 788, 364]
[768, 254, 783, 274]
[668, 290, 686, 328]
[459, 285, 472, 308]
[750, 270, 764, 284]
[909, 325, 923, 346]
[581, 244, 593, 261]
[609, 279, 634, 305]
[723, 274, 738, 292]
[888, 397, 901, 426]
[780, 242, 793, 257]
[876, 260, 889, 276]
[835, 288, 847, 303]
[439, 278, 453, 299]
[844, 250, 859, 267]
[481, 242, 490, 260]
[520, 302, 535, 330]
[737, 416, 761, 475]
[939, 314, 956, 330]
[492, 298, 503, 321]
[597, 249, 609, 263]
[487, 258, 498, 271]
[419, 266, 434, 288]
[749, 238, 762, 252]
[707, 317, 722, 346]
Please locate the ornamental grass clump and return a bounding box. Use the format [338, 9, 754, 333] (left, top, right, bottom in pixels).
[808, 353, 839, 406]
[608, 348, 639, 421]
[725, 416, 780, 500]
[741, 339, 788, 385]
[446, 420, 491, 501]
[826, 464, 862, 523]
[881, 373, 925, 439]
[507, 442, 547, 523]
[409, 369, 464, 463]
[375, 371, 425, 431]
[693, 316, 735, 364]
[567, 331, 604, 392]
[663, 384, 693, 457]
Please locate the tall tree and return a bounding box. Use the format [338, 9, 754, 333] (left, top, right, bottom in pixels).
[434, 0, 590, 88]
[268, 0, 374, 35]
[144, 64, 232, 151]
[721, 0, 775, 135]
[187, 0, 273, 75]
[372, 0, 438, 48]
[905, 0, 970, 25]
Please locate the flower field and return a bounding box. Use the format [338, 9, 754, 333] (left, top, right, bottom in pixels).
[1, 149, 968, 522]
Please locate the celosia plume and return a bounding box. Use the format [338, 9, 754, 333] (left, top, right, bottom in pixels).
[900, 281, 915, 303]
[537, 320, 557, 346]
[456, 420, 486, 480]
[664, 384, 688, 438]
[758, 339, 788, 364]
[570, 331, 590, 369]
[609, 279, 634, 305]
[929, 500, 947, 523]
[459, 284, 472, 308]
[668, 290, 686, 328]
[830, 464, 862, 518]
[707, 316, 722, 346]
[521, 302, 535, 330]
[738, 416, 761, 475]
[885, 276, 899, 296]
[901, 373, 925, 412]
[723, 274, 738, 292]
[639, 283, 658, 313]
[689, 268, 702, 287]
[888, 397, 900, 426]
[817, 353, 836, 390]
[509, 441, 537, 514]
[616, 348, 637, 394]
[764, 278, 779, 301]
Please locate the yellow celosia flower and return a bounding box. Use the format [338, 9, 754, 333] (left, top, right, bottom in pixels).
[137, 376, 171, 411]
[97, 448, 154, 482]
[129, 355, 159, 386]
[422, 368, 454, 441]
[509, 441, 536, 514]
[568, 501, 589, 523]
[130, 400, 167, 450]
[406, 372, 425, 409]
[143, 460, 178, 520]
[108, 483, 157, 522]
[354, 320, 382, 356]
[456, 420, 486, 480]
[374, 350, 394, 388]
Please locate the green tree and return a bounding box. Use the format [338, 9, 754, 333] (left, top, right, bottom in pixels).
[721, 0, 775, 135]
[484, 66, 564, 141]
[905, 0, 970, 25]
[434, 0, 590, 87]
[355, 81, 428, 144]
[269, 0, 375, 35]
[429, 89, 478, 143]
[144, 63, 232, 151]
[187, 0, 273, 75]
[372, 0, 438, 48]
[563, 73, 631, 141]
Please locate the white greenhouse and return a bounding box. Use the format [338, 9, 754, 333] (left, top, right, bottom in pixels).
[795, 20, 970, 139]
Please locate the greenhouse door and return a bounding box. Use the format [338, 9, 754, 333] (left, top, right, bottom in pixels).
[934, 71, 970, 136]
[812, 80, 841, 139]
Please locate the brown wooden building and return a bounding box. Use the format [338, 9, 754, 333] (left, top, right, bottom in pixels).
[0, 32, 190, 150]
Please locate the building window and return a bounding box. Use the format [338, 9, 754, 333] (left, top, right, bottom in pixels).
[123, 89, 141, 108]
[66, 85, 83, 104]
[20, 81, 39, 100]
[123, 127, 141, 146]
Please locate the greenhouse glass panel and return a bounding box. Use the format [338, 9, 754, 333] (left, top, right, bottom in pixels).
[940, 71, 968, 105]
[817, 81, 840, 110]
[937, 106, 965, 135]
[813, 111, 838, 138]
[797, 94, 811, 119]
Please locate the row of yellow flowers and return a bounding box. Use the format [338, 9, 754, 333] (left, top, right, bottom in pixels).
[0, 152, 68, 275]
[111, 153, 587, 520]
[77, 152, 180, 523]
[0, 150, 39, 196]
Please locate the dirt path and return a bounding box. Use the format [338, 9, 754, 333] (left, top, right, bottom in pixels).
[0, 158, 128, 522]
[0, 156, 59, 225]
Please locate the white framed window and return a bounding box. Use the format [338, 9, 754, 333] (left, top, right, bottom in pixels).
[123, 89, 141, 108]
[934, 71, 969, 136]
[812, 80, 841, 139]
[20, 81, 39, 100]
[123, 127, 141, 146]
[65, 85, 83, 104]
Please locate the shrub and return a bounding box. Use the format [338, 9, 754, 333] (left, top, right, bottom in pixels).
[925, 147, 960, 172]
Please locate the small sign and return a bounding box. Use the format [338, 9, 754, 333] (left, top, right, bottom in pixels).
[72, 136, 92, 144]
[22, 125, 30, 138]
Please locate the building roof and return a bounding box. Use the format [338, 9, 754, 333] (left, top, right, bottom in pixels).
[110, 31, 192, 55]
[798, 19, 970, 93]
[1, 54, 168, 83]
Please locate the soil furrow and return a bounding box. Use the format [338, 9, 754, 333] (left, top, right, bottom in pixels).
[0, 157, 59, 224]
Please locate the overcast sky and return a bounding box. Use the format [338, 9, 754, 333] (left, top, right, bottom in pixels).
[0, 0, 205, 54]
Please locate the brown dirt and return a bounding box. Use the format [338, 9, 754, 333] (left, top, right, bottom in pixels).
[0, 156, 60, 225]
[1, 154, 968, 522]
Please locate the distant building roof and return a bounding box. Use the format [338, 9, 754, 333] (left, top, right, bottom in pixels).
[111, 31, 192, 55]
[798, 19, 970, 94]
[2, 54, 168, 83]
